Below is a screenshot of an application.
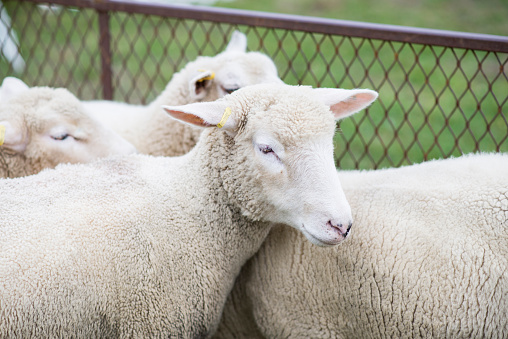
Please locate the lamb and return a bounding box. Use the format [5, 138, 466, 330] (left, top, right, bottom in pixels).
[84, 31, 282, 156]
[0, 84, 137, 178]
[215, 153, 508, 339]
[0, 83, 378, 338]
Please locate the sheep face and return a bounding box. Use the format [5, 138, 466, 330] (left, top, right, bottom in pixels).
[211, 51, 282, 96]
[0, 87, 137, 175]
[245, 126, 352, 247]
[164, 84, 378, 247]
[185, 31, 282, 103]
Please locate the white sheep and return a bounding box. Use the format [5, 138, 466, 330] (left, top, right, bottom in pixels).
[0, 84, 137, 178]
[84, 31, 283, 156]
[215, 153, 508, 339]
[0, 83, 378, 338]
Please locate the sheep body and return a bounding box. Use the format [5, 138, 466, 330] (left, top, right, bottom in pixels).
[0, 84, 376, 338]
[0, 86, 137, 178]
[85, 31, 282, 156]
[216, 153, 508, 339]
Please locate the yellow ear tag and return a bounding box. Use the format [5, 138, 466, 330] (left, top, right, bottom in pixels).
[196, 70, 215, 82]
[0, 125, 5, 146]
[217, 107, 232, 128]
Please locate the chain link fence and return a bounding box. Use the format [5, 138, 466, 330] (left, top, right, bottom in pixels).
[1, 0, 507, 169]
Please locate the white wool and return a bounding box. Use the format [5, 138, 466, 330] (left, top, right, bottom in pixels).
[215, 152, 508, 339]
[84, 31, 282, 156]
[0, 83, 377, 338]
[0, 85, 137, 178]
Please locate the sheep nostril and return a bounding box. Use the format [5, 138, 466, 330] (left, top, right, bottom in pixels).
[328, 220, 351, 238]
[344, 222, 352, 237]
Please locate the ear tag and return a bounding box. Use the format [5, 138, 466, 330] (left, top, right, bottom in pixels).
[0, 125, 5, 146]
[196, 70, 215, 82]
[217, 107, 232, 128]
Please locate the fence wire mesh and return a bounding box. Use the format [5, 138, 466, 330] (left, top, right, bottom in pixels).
[1, 0, 507, 169]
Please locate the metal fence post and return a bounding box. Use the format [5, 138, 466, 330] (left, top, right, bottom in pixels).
[98, 9, 113, 100]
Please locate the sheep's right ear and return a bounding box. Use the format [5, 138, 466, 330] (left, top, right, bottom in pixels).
[224, 31, 247, 53]
[189, 70, 215, 100]
[0, 120, 28, 152]
[163, 101, 238, 136]
[0, 77, 29, 102]
[313, 88, 378, 120]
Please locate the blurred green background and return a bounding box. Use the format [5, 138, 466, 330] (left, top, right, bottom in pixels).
[214, 0, 508, 35]
[1, 0, 507, 169]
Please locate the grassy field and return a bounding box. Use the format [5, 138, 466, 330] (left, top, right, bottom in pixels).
[214, 0, 508, 35]
[1, 0, 506, 169]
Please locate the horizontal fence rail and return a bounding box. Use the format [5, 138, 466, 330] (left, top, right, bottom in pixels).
[1, 0, 507, 169]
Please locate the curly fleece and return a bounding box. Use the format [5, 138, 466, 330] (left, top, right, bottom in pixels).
[216, 153, 508, 339]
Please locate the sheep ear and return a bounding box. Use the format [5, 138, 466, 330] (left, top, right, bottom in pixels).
[313, 88, 378, 120]
[189, 70, 215, 100]
[0, 77, 29, 102]
[225, 31, 247, 53]
[0, 120, 27, 152]
[163, 101, 238, 135]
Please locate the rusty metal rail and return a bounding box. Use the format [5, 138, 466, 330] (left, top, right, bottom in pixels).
[1, 0, 507, 169]
[17, 0, 508, 52]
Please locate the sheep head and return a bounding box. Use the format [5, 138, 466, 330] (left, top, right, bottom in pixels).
[0, 86, 137, 177]
[164, 84, 378, 247]
[185, 31, 282, 102]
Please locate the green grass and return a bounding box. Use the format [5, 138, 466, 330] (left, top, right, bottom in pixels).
[1, 0, 506, 169]
[214, 0, 508, 36]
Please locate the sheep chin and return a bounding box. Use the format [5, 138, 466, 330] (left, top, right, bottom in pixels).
[300, 222, 347, 247]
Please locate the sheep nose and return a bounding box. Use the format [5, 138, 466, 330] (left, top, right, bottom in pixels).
[328, 220, 352, 238]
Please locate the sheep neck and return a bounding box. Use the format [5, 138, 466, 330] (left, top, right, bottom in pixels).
[152, 131, 275, 336]
[0, 149, 39, 178]
[134, 73, 202, 156]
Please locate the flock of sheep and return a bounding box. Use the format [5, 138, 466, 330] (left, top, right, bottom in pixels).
[0, 31, 506, 338]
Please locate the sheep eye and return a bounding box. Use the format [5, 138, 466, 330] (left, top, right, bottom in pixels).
[257, 143, 281, 163]
[224, 87, 239, 94]
[260, 145, 273, 154]
[51, 134, 70, 141]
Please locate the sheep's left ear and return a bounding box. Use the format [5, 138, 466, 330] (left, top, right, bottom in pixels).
[313, 88, 378, 120]
[224, 31, 247, 53]
[0, 77, 29, 102]
[163, 101, 238, 136]
[189, 70, 215, 100]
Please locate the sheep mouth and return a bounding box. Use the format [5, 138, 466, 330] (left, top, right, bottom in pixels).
[301, 223, 346, 247]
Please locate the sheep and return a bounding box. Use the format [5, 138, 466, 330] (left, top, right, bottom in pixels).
[214, 153, 508, 339]
[0, 85, 137, 178]
[0, 83, 378, 338]
[84, 31, 283, 156]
